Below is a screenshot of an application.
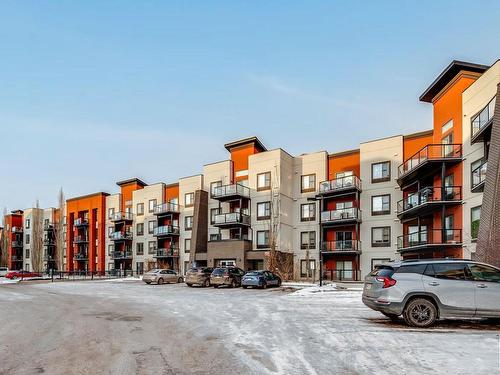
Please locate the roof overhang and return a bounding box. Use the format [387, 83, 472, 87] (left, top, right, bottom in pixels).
[224, 136, 267, 152]
[116, 178, 147, 187]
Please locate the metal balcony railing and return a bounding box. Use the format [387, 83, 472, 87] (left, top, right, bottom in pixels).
[397, 186, 462, 214]
[321, 208, 361, 223]
[74, 235, 89, 243]
[397, 229, 462, 249]
[12, 241, 23, 248]
[212, 183, 250, 199]
[213, 212, 251, 226]
[112, 250, 133, 259]
[472, 96, 496, 138]
[74, 252, 88, 260]
[11, 226, 23, 233]
[153, 225, 180, 237]
[208, 228, 252, 242]
[44, 238, 56, 246]
[319, 175, 362, 195]
[472, 161, 487, 190]
[398, 144, 462, 178]
[11, 255, 23, 261]
[110, 212, 134, 222]
[153, 202, 180, 215]
[44, 222, 55, 231]
[109, 231, 133, 241]
[74, 218, 89, 227]
[321, 240, 361, 252]
[155, 247, 180, 257]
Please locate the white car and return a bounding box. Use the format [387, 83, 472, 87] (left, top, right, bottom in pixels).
[0, 267, 9, 277]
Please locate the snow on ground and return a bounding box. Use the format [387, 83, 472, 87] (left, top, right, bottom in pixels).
[1, 280, 499, 375]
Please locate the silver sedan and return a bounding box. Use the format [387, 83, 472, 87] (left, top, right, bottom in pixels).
[142, 269, 184, 285]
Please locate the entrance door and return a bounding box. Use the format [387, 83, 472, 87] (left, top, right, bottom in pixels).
[337, 261, 353, 280]
[335, 232, 353, 250]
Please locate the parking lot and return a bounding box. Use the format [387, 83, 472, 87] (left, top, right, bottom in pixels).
[0, 279, 499, 375]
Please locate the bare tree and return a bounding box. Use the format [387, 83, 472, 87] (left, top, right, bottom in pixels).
[0, 207, 8, 267]
[56, 188, 65, 271]
[31, 201, 44, 272]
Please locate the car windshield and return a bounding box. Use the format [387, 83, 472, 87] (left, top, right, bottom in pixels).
[245, 272, 262, 276]
[212, 268, 226, 276]
[148, 269, 161, 273]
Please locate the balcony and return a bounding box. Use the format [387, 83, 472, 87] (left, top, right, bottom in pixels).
[12, 241, 23, 248]
[153, 202, 180, 216]
[74, 252, 88, 261]
[397, 144, 462, 187]
[211, 183, 250, 202]
[471, 161, 487, 193]
[397, 186, 462, 221]
[397, 229, 462, 253]
[43, 252, 54, 261]
[11, 226, 23, 233]
[109, 231, 133, 241]
[111, 250, 133, 260]
[154, 247, 180, 258]
[319, 175, 362, 196]
[321, 240, 362, 254]
[44, 238, 56, 246]
[213, 212, 251, 228]
[153, 225, 180, 237]
[74, 235, 89, 244]
[471, 96, 495, 144]
[109, 212, 134, 223]
[74, 218, 89, 227]
[44, 223, 55, 231]
[11, 255, 23, 261]
[321, 208, 361, 225]
[208, 228, 252, 242]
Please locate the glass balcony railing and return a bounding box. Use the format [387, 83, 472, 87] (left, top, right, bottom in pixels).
[472, 97, 496, 138]
[212, 183, 250, 199]
[155, 247, 180, 257]
[213, 212, 251, 226]
[112, 250, 133, 259]
[397, 186, 462, 214]
[12, 241, 23, 248]
[74, 218, 89, 227]
[74, 252, 88, 260]
[153, 225, 180, 237]
[153, 202, 180, 215]
[472, 161, 487, 190]
[397, 229, 462, 249]
[321, 240, 361, 252]
[398, 144, 462, 178]
[319, 175, 362, 195]
[321, 208, 361, 223]
[109, 231, 133, 241]
[11, 226, 23, 233]
[74, 235, 89, 243]
[109, 212, 134, 222]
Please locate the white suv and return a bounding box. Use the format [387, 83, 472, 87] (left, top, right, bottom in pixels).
[362, 259, 500, 327]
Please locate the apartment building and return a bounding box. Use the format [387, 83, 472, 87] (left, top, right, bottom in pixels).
[4, 210, 24, 270]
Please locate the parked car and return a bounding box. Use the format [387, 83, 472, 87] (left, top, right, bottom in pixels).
[185, 267, 213, 287]
[242, 270, 282, 289]
[362, 259, 500, 327]
[210, 267, 246, 288]
[5, 270, 42, 280]
[0, 267, 9, 277]
[142, 269, 183, 285]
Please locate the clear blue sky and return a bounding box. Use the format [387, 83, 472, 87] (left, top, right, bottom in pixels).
[1, 1, 499, 211]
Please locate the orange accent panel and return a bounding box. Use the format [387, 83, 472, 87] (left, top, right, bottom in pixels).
[165, 184, 179, 202]
[403, 133, 433, 160]
[327, 151, 360, 180]
[120, 182, 144, 211]
[230, 144, 260, 182]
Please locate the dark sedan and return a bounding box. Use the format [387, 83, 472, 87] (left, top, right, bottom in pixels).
[241, 270, 281, 289]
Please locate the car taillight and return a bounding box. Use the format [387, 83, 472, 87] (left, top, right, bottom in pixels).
[376, 276, 396, 288]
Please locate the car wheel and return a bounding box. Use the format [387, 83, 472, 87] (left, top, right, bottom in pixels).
[186, 283, 193, 287]
[277, 278, 282, 287]
[178, 277, 183, 283]
[231, 279, 237, 288]
[381, 312, 399, 321]
[242, 285, 247, 289]
[204, 279, 210, 287]
[213, 285, 218, 288]
[145, 281, 151, 284]
[403, 298, 437, 328]
[157, 278, 164, 285]
[262, 282, 267, 289]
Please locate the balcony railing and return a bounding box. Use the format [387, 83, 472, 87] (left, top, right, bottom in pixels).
[398, 144, 462, 178]
[472, 161, 487, 191]
[74, 235, 89, 244]
[44, 238, 56, 246]
[397, 229, 462, 250]
[472, 96, 496, 139]
[43, 252, 54, 261]
[44, 222, 55, 231]
[11, 226, 23, 233]
[153, 202, 180, 215]
[153, 225, 180, 237]
[321, 240, 361, 252]
[208, 228, 251, 242]
[12, 241, 23, 248]
[213, 212, 251, 226]
[109, 231, 133, 241]
[397, 186, 462, 215]
[112, 250, 133, 259]
[319, 175, 362, 195]
[74, 218, 89, 227]
[11, 255, 23, 261]
[110, 212, 134, 222]
[321, 208, 361, 223]
[74, 252, 88, 260]
[212, 183, 250, 200]
[154, 247, 180, 257]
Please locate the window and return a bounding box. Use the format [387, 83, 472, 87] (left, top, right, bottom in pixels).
[25, 219, 30, 229]
[257, 172, 271, 191]
[371, 161, 390, 183]
[185, 193, 194, 207]
[136, 243, 144, 255]
[471, 206, 481, 241]
[108, 226, 113, 235]
[148, 241, 157, 254]
[370, 258, 391, 270]
[136, 223, 144, 236]
[442, 133, 454, 157]
[469, 263, 500, 283]
[25, 249, 30, 259]
[257, 201, 271, 220]
[301, 203, 316, 222]
[371, 227, 391, 247]
[108, 245, 114, 256]
[445, 215, 454, 241]
[441, 119, 453, 134]
[136, 203, 144, 216]
[185, 216, 193, 230]
[210, 181, 222, 196]
[336, 170, 353, 179]
[210, 208, 220, 224]
[256, 230, 270, 249]
[472, 96, 496, 136]
[148, 199, 157, 213]
[372, 195, 391, 215]
[25, 234, 30, 245]
[301, 174, 316, 193]
[148, 221, 155, 234]
[184, 239, 191, 253]
[426, 263, 468, 280]
[300, 231, 316, 249]
[300, 260, 316, 278]
[396, 264, 427, 275]
[108, 208, 115, 219]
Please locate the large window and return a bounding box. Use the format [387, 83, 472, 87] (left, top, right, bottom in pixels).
[471, 206, 481, 241]
[148, 241, 157, 254]
[257, 172, 271, 191]
[210, 181, 222, 196]
[184, 239, 191, 253]
[136, 203, 144, 216]
[301, 174, 316, 193]
[300, 260, 316, 278]
[136, 223, 144, 236]
[301, 203, 316, 222]
[148, 199, 157, 213]
[136, 242, 144, 255]
[256, 230, 270, 249]
[371, 227, 391, 247]
[371, 161, 390, 183]
[185, 216, 193, 230]
[185, 193, 194, 207]
[441, 119, 453, 134]
[300, 231, 316, 249]
[148, 221, 155, 234]
[372, 195, 391, 215]
[210, 208, 220, 224]
[257, 201, 271, 220]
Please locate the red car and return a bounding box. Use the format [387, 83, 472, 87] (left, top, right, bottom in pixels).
[5, 270, 42, 279]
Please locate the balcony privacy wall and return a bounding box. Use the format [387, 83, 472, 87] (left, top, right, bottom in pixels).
[475, 85, 500, 267]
